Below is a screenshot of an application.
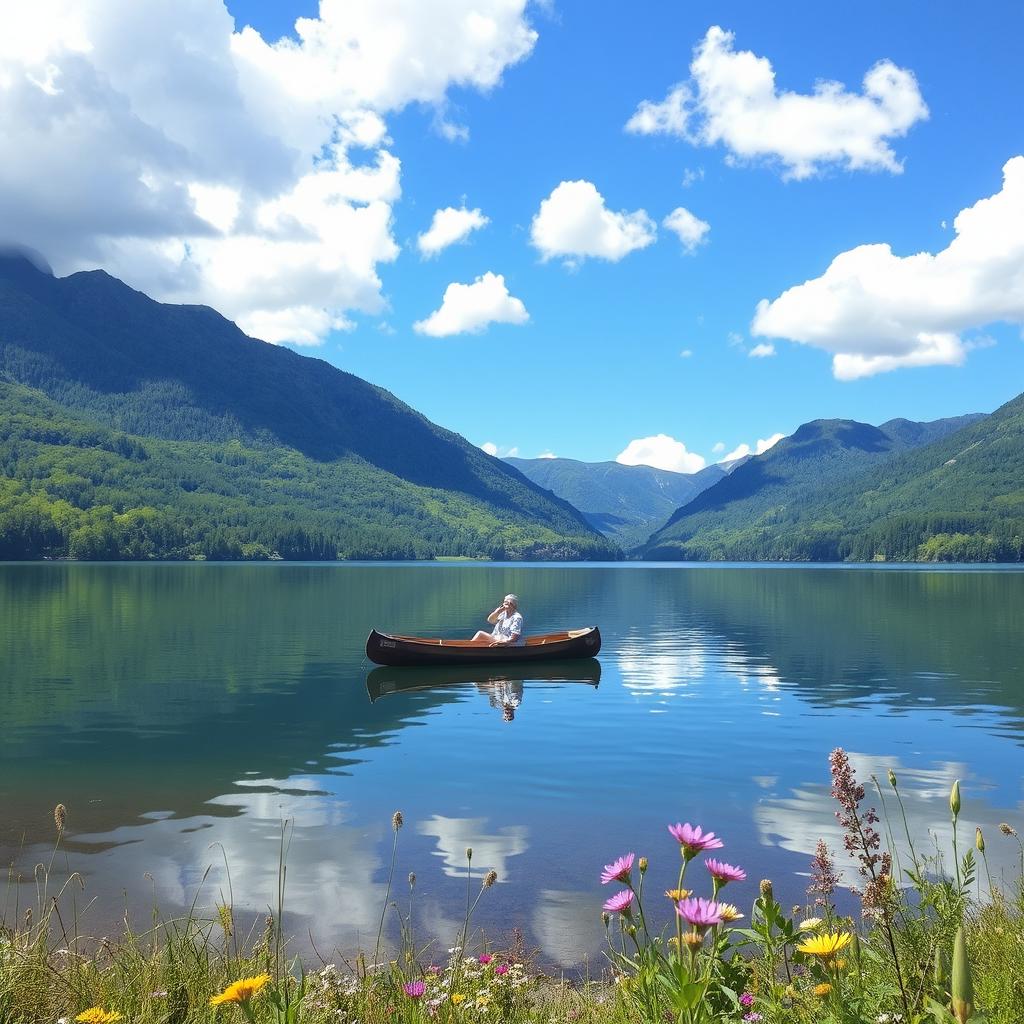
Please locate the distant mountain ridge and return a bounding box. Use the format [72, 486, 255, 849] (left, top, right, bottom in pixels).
[641, 408, 1016, 562]
[505, 456, 736, 547]
[0, 254, 618, 560]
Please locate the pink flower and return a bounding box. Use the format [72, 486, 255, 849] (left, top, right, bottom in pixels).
[495, 964, 509, 976]
[739, 993, 754, 1009]
[705, 858, 747, 885]
[404, 981, 426, 999]
[603, 889, 635, 915]
[667, 823, 724, 859]
[426, 965, 441, 975]
[600, 853, 635, 885]
[675, 897, 723, 930]
[478, 954, 493, 965]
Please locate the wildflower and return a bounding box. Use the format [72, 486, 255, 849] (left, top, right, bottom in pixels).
[478, 954, 492, 965]
[75, 1011, 121, 1024]
[426, 965, 442, 975]
[210, 974, 272, 1006]
[798, 918, 823, 931]
[483, 870, 497, 888]
[813, 983, 832, 997]
[600, 853, 635, 885]
[404, 981, 426, 999]
[681, 931, 704, 949]
[716, 903, 744, 922]
[887, 768, 897, 788]
[999, 822, 1017, 836]
[759, 879, 773, 900]
[705, 858, 746, 885]
[466, 847, 473, 861]
[675, 897, 722, 930]
[392, 810, 404, 831]
[667, 823, 723, 859]
[739, 993, 754, 1009]
[808, 840, 840, 907]
[829, 749, 886, 890]
[665, 888, 691, 901]
[603, 889, 634, 914]
[495, 964, 509, 975]
[796, 932, 852, 961]
[743, 1014, 763, 1023]
[452, 994, 467, 1005]
[637, 856, 648, 873]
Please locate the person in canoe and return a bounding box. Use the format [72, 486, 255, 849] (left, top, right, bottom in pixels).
[471, 594, 524, 646]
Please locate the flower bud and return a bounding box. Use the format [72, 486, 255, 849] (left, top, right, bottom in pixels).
[626, 924, 637, 937]
[637, 857, 648, 874]
[887, 768, 897, 789]
[759, 879, 773, 901]
[951, 927, 973, 1024]
[949, 780, 961, 819]
[975, 827, 985, 853]
[601, 912, 610, 929]
[466, 847, 473, 861]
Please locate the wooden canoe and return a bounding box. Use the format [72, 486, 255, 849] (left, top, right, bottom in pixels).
[365, 626, 601, 667]
[366, 659, 601, 702]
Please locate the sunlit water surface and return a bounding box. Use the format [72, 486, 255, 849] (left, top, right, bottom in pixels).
[2, 563, 1023, 968]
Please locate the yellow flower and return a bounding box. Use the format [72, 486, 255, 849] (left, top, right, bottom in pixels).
[476, 995, 490, 1008]
[451, 993, 467, 1005]
[75, 1010, 122, 1024]
[835, 957, 847, 970]
[210, 973, 272, 1006]
[717, 903, 744, 922]
[665, 888, 692, 901]
[813, 983, 832, 997]
[681, 931, 705, 948]
[796, 932, 852, 960]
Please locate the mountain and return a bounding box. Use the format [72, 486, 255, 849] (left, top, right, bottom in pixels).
[0, 254, 619, 561]
[642, 410, 996, 561]
[505, 456, 736, 548]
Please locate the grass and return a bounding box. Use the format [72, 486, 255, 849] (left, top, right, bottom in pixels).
[3, 755, 1024, 1023]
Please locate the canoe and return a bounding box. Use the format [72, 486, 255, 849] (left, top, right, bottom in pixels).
[366, 659, 601, 702]
[365, 626, 601, 667]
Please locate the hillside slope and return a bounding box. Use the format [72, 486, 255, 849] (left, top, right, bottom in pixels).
[642, 411, 997, 561]
[505, 456, 731, 547]
[0, 255, 617, 560]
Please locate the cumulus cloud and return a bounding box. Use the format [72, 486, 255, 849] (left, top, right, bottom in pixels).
[537, 451, 557, 459]
[752, 156, 1024, 378]
[417, 205, 489, 257]
[615, 434, 706, 474]
[530, 180, 656, 264]
[480, 441, 519, 458]
[414, 271, 528, 337]
[0, 0, 538, 344]
[626, 26, 928, 180]
[720, 432, 784, 463]
[748, 342, 775, 358]
[663, 206, 709, 253]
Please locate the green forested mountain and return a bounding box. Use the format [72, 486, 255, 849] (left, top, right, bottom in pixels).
[640, 409, 1015, 562]
[505, 455, 733, 547]
[0, 255, 618, 560]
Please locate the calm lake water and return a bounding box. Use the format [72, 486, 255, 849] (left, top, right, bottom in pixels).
[3, 563, 1024, 968]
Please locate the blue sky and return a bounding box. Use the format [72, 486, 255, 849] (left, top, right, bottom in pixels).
[3, 1, 1023, 470]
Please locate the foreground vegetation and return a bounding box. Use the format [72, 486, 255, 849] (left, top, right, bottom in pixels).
[3, 753, 1023, 1022]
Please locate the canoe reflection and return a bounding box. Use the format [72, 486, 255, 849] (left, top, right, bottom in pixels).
[365, 659, 601, 722]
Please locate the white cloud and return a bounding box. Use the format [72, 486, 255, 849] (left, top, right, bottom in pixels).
[615, 434, 706, 474]
[537, 451, 557, 459]
[712, 441, 726, 454]
[626, 26, 928, 180]
[679, 348, 693, 358]
[663, 206, 709, 253]
[481, 441, 499, 456]
[0, 0, 538, 344]
[530, 180, 656, 264]
[720, 432, 785, 462]
[681, 167, 704, 188]
[480, 441, 519, 457]
[414, 271, 528, 337]
[748, 342, 775, 358]
[417, 205, 489, 257]
[752, 156, 1024, 378]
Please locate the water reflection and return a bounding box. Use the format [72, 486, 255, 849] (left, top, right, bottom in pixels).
[417, 816, 530, 879]
[365, 660, 601, 723]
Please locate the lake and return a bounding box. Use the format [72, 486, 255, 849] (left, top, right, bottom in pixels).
[2, 562, 1023, 969]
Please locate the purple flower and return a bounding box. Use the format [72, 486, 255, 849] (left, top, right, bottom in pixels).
[478, 954, 492, 965]
[404, 981, 426, 999]
[494, 964, 509, 976]
[603, 889, 635, 914]
[667, 823, 724, 859]
[600, 853, 635, 885]
[426, 965, 441, 975]
[739, 993, 754, 1009]
[705, 858, 747, 885]
[743, 1015, 763, 1023]
[675, 897, 723, 930]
